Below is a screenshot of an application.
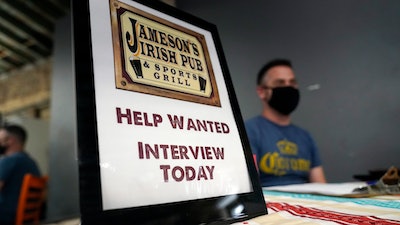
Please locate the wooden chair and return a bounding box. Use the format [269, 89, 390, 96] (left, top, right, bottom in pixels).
[15, 174, 48, 225]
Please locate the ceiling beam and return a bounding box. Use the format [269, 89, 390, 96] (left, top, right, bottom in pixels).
[2, 0, 54, 37]
[0, 0, 69, 75]
[0, 7, 53, 54]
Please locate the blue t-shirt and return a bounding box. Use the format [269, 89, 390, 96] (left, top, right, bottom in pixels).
[0, 152, 41, 223]
[245, 116, 322, 187]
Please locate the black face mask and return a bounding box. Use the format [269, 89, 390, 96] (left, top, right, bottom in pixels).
[268, 86, 300, 115]
[0, 145, 7, 155]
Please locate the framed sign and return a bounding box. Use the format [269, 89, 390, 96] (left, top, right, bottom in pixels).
[73, 0, 267, 224]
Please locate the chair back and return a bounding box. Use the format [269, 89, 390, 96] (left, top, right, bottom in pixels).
[15, 174, 48, 225]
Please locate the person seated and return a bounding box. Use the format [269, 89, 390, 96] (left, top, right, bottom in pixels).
[0, 124, 41, 225]
[245, 59, 326, 187]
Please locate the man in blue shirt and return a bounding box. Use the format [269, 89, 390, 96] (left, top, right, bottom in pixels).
[0, 124, 41, 225]
[245, 59, 326, 187]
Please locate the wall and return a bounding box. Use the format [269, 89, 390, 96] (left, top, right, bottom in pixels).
[21, 118, 50, 175]
[0, 59, 51, 118]
[176, 0, 400, 182]
[47, 13, 80, 220]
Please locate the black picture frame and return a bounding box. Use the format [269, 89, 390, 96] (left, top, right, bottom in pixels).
[72, 0, 267, 224]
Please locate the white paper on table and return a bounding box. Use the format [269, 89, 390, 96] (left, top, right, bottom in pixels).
[263, 182, 367, 196]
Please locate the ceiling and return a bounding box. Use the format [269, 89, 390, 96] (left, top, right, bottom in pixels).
[0, 0, 70, 77]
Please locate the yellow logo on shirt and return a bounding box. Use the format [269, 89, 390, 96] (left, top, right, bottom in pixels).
[277, 139, 297, 155]
[259, 140, 311, 176]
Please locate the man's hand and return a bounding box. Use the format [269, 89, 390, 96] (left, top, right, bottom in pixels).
[309, 166, 327, 183]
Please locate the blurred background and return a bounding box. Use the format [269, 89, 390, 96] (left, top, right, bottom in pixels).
[0, 0, 399, 222]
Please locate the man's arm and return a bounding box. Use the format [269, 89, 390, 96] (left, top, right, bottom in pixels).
[309, 166, 327, 183]
[0, 180, 4, 191]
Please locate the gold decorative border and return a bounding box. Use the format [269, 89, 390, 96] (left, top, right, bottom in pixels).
[109, 0, 221, 107]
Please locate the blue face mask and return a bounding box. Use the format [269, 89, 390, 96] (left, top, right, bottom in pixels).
[268, 86, 300, 115]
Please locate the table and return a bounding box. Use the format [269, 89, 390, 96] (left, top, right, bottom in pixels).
[241, 188, 400, 225]
[43, 183, 400, 225]
[43, 218, 80, 225]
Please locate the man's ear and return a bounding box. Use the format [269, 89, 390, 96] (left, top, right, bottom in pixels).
[256, 86, 266, 99]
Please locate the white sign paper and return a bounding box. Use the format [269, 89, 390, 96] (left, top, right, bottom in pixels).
[88, 0, 252, 210]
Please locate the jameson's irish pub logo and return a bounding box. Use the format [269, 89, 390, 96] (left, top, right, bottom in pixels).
[109, 0, 221, 107]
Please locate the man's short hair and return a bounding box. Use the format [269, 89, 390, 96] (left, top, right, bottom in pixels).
[257, 59, 292, 85]
[2, 124, 27, 144]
